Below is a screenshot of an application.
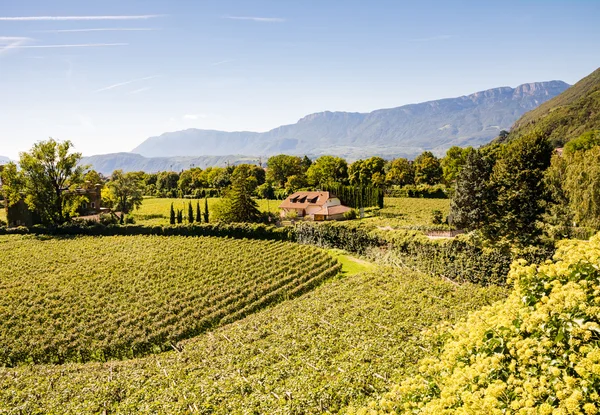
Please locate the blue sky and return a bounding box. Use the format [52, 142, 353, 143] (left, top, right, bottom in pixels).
[0, 0, 599, 159]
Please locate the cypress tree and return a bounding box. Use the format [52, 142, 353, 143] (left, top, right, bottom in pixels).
[187, 201, 194, 223]
[177, 209, 183, 224]
[196, 201, 202, 223]
[170, 203, 176, 225]
[203, 197, 209, 223]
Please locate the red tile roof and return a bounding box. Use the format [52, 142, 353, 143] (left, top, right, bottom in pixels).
[279, 191, 330, 209]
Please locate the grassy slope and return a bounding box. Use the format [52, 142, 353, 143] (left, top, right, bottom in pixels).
[0, 266, 505, 414]
[509, 67, 600, 146]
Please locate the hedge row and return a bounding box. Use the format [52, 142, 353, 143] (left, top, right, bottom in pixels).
[1, 221, 555, 286]
[0, 222, 294, 241]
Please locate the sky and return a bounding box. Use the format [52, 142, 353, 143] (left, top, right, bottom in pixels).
[0, 0, 599, 159]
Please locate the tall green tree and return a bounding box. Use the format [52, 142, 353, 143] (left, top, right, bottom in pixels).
[4, 139, 86, 225]
[306, 156, 348, 187]
[105, 170, 144, 214]
[413, 151, 442, 185]
[196, 201, 202, 223]
[187, 202, 194, 223]
[485, 131, 553, 245]
[266, 155, 304, 187]
[203, 197, 209, 223]
[216, 167, 262, 223]
[441, 146, 473, 185]
[348, 157, 386, 186]
[385, 157, 414, 187]
[449, 150, 493, 231]
[170, 203, 176, 225]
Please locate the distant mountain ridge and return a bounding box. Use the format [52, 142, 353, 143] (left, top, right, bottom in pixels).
[132, 80, 570, 159]
[0, 156, 10, 164]
[81, 153, 262, 175]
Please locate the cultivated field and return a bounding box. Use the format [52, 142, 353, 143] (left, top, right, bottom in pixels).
[0, 235, 340, 365]
[0, 263, 505, 413]
[367, 197, 451, 229]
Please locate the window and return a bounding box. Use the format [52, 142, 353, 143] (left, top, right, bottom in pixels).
[91, 202, 95, 209]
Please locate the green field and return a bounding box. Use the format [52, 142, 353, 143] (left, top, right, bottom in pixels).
[365, 197, 451, 229]
[0, 235, 340, 365]
[0, 255, 504, 413]
[131, 197, 281, 225]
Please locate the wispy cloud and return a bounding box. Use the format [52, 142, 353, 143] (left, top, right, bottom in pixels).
[0, 36, 31, 56]
[410, 35, 453, 42]
[223, 16, 285, 23]
[211, 59, 234, 66]
[14, 43, 128, 49]
[95, 75, 159, 93]
[0, 15, 163, 21]
[39, 28, 159, 33]
[128, 86, 151, 95]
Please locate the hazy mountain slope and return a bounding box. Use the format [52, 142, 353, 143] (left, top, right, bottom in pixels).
[0, 156, 10, 164]
[509, 67, 600, 146]
[81, 153, 261, 175]
[132, 81, 569, 159]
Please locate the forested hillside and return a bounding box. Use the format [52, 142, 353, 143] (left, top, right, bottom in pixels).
[509, 67, 600, 146]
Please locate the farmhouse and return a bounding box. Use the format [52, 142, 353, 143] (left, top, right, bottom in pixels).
[279, 191, 351, 221]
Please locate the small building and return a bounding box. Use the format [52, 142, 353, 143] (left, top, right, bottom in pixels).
[279, 191, 351, 221]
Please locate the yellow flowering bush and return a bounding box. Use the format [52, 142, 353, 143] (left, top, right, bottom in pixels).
[349, 234, 600, 414]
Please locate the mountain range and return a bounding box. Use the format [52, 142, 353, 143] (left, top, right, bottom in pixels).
[132, 81, 569, 160]
[0, 156, 10, 165]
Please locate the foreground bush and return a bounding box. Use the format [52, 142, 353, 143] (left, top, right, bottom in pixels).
[349, 234, 600, 414]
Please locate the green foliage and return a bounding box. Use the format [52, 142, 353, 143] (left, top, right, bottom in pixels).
[105, 170, 144, 214]
[564, 129, 600, 155]
[348, 157, 386, 187]
[353, 233, 600, 414]
[386, 184, 448, 199]
[440, 146, 473, 185]
[0, 261, 503, 413]
[266, 154, 305, 187]
[7, 139, 86, 225]
[385, 157, 415, 187]
[195, 201, 202, 223]
[306, 155, 348, 186]
[321, 183, 384, 209]
[563, 146, 600, 229]
[450, 149, 494, 230]
[169, 203, 175, 225]
[176, 209, 183, 224]
[203, 197, 209, 223]
[510, 67, 600, 147]
[413, 151, 442, 185]
[486, 131, 553, 245]
[215, 167, 262, 223]
[187, 201, 194, 223]
[0, 235, 340, 366]
[431, 209, 443, 225]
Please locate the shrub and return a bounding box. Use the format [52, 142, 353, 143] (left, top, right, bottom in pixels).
[431, 209, 443, 224]
[350, 233, 600, 414]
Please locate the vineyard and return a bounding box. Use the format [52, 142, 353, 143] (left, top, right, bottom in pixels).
[0, 235, 340, 365]
[0, 263, 504, 413]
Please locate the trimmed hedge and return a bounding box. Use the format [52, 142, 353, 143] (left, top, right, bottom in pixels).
[0, 220, 555, 286]
[0, 222, 295, 241]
